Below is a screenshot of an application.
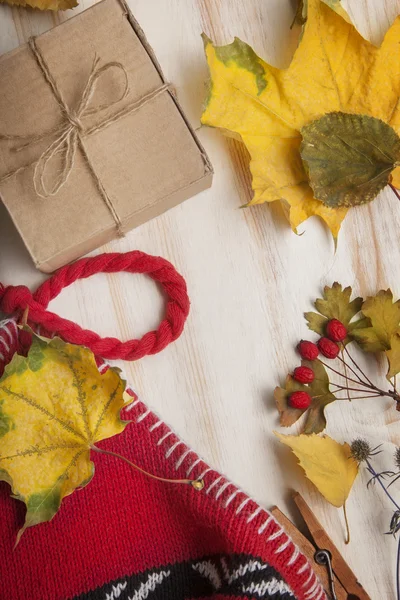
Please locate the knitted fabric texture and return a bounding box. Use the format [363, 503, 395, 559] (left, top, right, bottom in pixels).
[0, 255, 326, 600]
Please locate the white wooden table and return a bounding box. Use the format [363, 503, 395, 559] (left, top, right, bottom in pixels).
[1, 1, 400, 597]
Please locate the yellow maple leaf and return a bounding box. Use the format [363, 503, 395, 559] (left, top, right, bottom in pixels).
[275, 432, 358, 507]
[0, 333, 131, 542]
[201, 0, 400, 239]
[0, 0, 77, 10]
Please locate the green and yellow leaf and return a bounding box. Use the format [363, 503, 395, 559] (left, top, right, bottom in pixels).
[0, 334, 131, 542]
[275, 432, 359, 507]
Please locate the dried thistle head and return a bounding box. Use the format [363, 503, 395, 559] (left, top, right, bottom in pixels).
[388, 510, 400, 537]
[351, 439, 373, 463]
[394, 447, 400, 471]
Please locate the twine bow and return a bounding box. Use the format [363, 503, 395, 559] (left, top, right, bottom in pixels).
[0, 37, 170, 234]
[30, 55, 129, 199]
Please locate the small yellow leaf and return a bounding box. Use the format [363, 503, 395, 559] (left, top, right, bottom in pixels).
[275, 432, 358, 507]
[0, 0, 77, 10]
[0, 334, 130, 541]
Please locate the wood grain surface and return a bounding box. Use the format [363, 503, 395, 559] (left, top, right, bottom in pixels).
[1, 0, 400, 597]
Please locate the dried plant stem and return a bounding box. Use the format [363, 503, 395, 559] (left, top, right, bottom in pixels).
[91, 445, 204, 490]
[366, 460, 400, 510]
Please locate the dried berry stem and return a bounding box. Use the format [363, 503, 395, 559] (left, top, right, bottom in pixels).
[343, 346, 374, 387]
[341, 347, 351, 402]
[337, 355, 367, 385]
[322, 349, 400, 406]
[319, 360, 369, 387]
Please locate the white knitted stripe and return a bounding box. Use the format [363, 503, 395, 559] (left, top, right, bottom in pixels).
[174, 448, 194, 470]
[165, 440, 184, 459]
[247, 506, 262, 523]
[224, 489, 240, 508]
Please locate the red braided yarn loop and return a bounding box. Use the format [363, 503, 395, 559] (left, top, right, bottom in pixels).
[0, 252, 190, 361]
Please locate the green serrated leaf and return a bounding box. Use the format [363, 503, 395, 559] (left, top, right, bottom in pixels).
[352, 290, 400, 352]
[274, 359, 336, 434]
[386, 333, 400, 380]
[304, 282, 363, 344]
[301, 112, 400, 208]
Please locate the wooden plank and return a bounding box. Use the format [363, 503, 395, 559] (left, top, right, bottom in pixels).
[0, 1, 399, 597]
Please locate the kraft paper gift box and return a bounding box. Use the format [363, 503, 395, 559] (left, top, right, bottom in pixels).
[0, 0, 213, 272]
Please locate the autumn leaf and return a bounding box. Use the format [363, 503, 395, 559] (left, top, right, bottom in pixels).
[0, 0, 77, 10]
[201, 0, 400, 239]
[275, 432, 358, 507]
[305, 282, 366, 343]
[297, 0, 350, 24]
[0, 333, 130, 542]
[301, 113, 400, 208]
[274, 359, 336, 434]
[386, 334, 400, 380]
[351, 290, 400, 352]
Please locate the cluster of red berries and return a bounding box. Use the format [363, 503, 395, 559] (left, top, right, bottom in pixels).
[288, 319, 347, 410]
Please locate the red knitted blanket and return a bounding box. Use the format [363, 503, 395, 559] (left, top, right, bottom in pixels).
[0, 254, 325, 600]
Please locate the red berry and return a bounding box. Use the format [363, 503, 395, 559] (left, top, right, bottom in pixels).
[326, 319, 347, 342]
[289, 391, 312, 410]
[298, 340, 319, 361]
[293, 366, 315, 384]
[318, 337, 340, 359]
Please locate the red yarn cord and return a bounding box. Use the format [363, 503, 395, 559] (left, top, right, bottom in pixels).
[0, 251, 190, 361]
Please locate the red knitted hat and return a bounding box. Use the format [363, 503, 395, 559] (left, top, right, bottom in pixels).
[0, 254, 325, 600]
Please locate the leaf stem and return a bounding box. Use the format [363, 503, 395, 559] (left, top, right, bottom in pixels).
[343, 502, 350, 545]
[390, 183, 400, 202]
[90, 445, 204, 490]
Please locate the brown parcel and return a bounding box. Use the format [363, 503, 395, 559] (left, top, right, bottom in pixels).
[0, 0, 212, 273]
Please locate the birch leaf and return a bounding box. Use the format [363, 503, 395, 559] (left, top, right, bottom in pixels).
[0, 0, 77, 10]
[0, 334, 131, 542]
[202, 0, 400, 239]
[301, 113, 400, 208]
[275, 432, 358, 507]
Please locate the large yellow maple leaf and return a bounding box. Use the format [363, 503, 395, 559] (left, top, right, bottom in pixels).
[201, 0, 400, 239]
[0, 334, 130, 542]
